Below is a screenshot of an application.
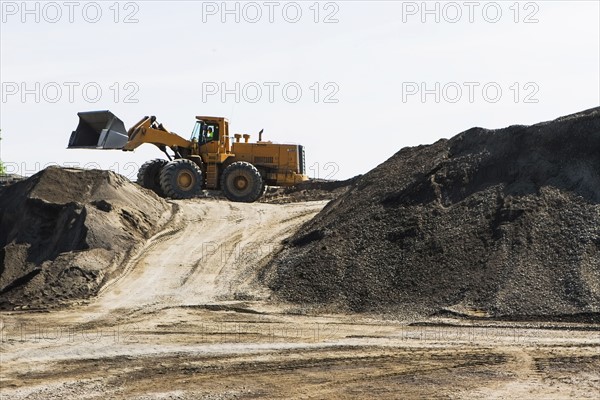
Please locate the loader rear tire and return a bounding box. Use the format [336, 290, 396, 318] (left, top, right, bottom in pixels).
[159, 159, 203, 199]
[221, 161, 264, 203]
[137, 159, 168, 197]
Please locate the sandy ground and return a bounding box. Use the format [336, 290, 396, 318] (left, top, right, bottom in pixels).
[1, 199, 599, 399]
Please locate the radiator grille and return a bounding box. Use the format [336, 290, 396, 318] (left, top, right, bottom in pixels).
[298, 145, 305, 174]
[255, 156, 274, 164]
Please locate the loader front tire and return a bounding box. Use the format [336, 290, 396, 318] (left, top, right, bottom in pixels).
[137, 159, 168, 197]
[221, 161, 264, 203]
[159, 159, 203, 199]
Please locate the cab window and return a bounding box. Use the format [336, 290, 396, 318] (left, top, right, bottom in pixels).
[191, 121, 219, 144]
[191, 121, 203, 141]
[204, 123, 219, 142]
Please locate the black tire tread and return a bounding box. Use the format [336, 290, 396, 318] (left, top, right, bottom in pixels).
[159, 159, 203, 199]
[221, 161, 264, 203]
[137, 159, 168, 197]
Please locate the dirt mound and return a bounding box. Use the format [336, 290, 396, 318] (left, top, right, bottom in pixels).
[0, 167, 171, 310]
[267, 107, 600, 321]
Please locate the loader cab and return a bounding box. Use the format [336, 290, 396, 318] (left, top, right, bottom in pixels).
[191, 120, 220, 145]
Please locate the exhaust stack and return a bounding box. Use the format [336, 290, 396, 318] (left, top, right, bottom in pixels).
[67, 110, 128, 149]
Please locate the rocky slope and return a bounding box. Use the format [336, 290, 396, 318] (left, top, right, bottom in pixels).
[267, 107, 600, 321]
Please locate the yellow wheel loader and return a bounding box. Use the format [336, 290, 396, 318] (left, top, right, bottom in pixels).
[68, 110, 308, 202]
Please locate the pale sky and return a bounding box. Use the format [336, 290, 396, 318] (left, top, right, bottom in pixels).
[1, 0, 599, 180]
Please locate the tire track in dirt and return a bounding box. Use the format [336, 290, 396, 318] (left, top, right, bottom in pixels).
[92, 199, 327, 315]
[94, 202, 185, 299]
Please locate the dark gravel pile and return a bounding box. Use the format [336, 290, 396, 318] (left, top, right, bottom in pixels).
[267, 107, 600, 321]
[260, 177, 359, 203]
[0, 167, 170, 310]
[0, 173, 25, 186]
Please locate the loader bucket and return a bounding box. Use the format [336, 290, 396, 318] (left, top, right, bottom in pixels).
[68, 110, 129, 149]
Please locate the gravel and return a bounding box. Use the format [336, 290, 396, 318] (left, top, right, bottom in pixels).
[267, 107, 600, 322]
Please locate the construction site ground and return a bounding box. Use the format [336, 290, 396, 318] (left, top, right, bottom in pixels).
[1, 199, 598, 399]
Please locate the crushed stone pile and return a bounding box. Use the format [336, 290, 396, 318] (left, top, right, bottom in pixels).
[260, 177, 359, 204]
[267, 107, 600, 321]
[0, 167, 171, 310]
[0, 173, 25, 187]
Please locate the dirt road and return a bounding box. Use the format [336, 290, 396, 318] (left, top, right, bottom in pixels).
[1, 199, 599, 399]
[95, 199, 322, 312]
